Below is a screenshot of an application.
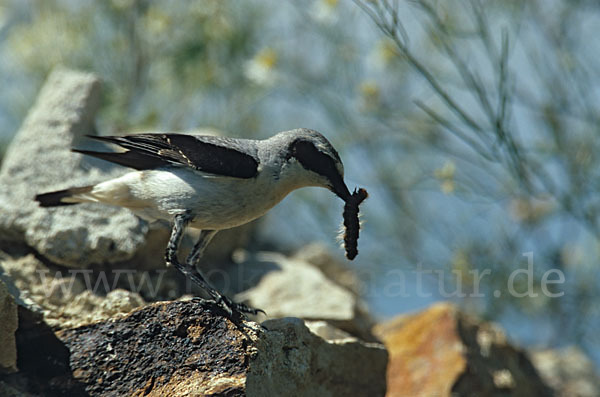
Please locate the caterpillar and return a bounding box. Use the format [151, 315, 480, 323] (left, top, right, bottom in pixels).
[342, 187, 368, 260]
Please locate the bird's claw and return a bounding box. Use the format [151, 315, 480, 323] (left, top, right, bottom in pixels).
[190, 294, 265, 318]
[216, 295, 265, 317]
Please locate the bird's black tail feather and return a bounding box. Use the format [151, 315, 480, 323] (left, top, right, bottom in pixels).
[35, 186, 93, 207]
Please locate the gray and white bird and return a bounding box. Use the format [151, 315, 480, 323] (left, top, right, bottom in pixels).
[36, 128, 356, 316]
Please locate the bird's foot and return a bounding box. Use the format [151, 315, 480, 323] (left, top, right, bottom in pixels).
[215, 294, 265, 318]
[190, 295, 265, 318]
[188, 296, 217, 306]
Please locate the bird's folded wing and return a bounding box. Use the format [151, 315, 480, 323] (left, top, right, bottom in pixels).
[74, 133, 260, 179]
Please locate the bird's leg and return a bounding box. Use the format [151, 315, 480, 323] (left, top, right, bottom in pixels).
[185, 229, 218, 267]
[165, 212, 212, 306]
[166, 216, 223, 310]
[165, 211, 192, 268]
[185, 229, 264, 316]
[166, 214, 262, 316]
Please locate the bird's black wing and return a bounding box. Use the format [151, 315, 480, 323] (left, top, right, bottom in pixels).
[73, 133, 260, 179]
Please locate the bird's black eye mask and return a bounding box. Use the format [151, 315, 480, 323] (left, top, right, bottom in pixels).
[288, 138, 369, 260]
[289, 139, 350, 200]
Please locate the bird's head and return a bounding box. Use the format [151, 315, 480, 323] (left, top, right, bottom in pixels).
[277, 129, 351, 201]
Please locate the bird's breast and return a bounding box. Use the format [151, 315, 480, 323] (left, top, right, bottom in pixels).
[132, 168, 293, 230]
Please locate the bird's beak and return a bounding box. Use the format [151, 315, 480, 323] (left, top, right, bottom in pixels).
[329, 174, 352, 202]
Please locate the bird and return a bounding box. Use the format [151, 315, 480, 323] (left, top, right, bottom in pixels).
[35, 128, 360, 317]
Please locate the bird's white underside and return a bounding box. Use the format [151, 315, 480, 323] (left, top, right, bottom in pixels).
[68, 162, 326, 230]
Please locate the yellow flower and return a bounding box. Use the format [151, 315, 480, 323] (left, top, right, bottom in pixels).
[509, 196, 555, 223]
[358, 81, 380, 111]
[375, 39, 400, 66]
[143, 6, 170, 36]
[451, 249, 474, 285]
[111, 0, 136, 10]
[255, 48, 278, 69]
[244, 48, 278, 85]
[311, 0, 339, 23]
[434, 161, 456, 194]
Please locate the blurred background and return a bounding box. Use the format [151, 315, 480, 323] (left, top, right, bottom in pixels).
[0, 0, 599, 364]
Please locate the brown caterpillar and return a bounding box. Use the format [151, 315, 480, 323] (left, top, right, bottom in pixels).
[343, 187, 368, 260]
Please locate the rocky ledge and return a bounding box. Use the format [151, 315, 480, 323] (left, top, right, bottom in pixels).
[3, 300, 386, 396]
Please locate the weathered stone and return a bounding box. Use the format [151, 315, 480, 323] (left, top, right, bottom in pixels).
[292, 242, 362, 295]
[530, 346, 600, 397]
[56, 301, 253, 396]
[0, 68, 254, 271]
[4, 301, 387, 396]
[248, 317, 387, 396]
[0, 253, 145, 329]
[0, 68, 147, 268]
[374, 302, 553, 397]
[0, 279, 18, 373]
[53, 289, 146, 329]
[304, 320, 353, 341]
[1, 254, 85, 308]
[5, 304, 87, 396]
[236, 251, 375, 340]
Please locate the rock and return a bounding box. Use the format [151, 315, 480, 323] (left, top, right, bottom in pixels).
[0, 68, 147, 268]
[51, 289, 146, 329]
[0, 68, 254, 270]
[374, 302, 553, 397]
[530, 346, 600, 397]
[304, 320, 353, 341]
[292, 242, 362, 295]
[236, 251, 375, 340]
[4, 300, 387, 396]
[0, 279, 18, 373]
[1, 254, 85, 309]
[56, 301, 252, 396]
[5, 304, 87, 396]
[248, 317, 388, 396]
[0, 253, 145, 329]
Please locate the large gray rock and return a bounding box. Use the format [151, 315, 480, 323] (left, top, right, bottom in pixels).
[0, 279, 18, 373]
[0, 70, 254, 269]
[236, 251, 375, 340]
[0, 68, 147, 267]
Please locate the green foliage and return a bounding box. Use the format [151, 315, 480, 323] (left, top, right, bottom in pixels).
[3, 0, 268, 133]
[354, 0, 600, 349]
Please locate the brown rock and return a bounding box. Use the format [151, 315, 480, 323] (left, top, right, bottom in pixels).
[374, 302, 553, 397]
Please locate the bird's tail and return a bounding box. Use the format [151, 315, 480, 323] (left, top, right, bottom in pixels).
[35, 185, 95, 207]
